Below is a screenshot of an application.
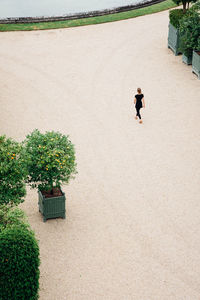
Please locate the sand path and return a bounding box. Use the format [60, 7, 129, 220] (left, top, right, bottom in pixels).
[0, 9, 200, 299]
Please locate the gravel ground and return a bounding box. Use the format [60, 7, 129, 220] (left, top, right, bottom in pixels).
[0, 9, 200, 299]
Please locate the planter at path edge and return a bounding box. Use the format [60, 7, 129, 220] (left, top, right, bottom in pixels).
[38, 189, 66, 222]
[192, 50, 200, 79]
[168, 23, 182, 56]
[182, 52, 193, 65]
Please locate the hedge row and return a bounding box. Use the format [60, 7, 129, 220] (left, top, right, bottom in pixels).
[0, 206, 40, 300]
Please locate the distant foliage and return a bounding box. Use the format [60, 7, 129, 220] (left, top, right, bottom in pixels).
[0, 225, 40, 300]
[171, 0, 197, 12]
[0, 135, 26, 206]
[23, 129, 77, 192]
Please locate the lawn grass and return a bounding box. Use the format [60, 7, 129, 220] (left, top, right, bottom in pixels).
[0, 0, 176, 32]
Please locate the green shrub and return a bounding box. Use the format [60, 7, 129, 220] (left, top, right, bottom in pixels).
[23, 129, 77, 194]
[179, 8, 200, 55]
[169, 9, 186, 27]
[0, 135, 26, 206]
[0, 226, 40, 300]
[0, 205, 29, 232]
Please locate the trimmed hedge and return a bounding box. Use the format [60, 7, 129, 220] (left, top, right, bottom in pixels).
[169, 8, 186, 28]
[0, 226, 40, 300]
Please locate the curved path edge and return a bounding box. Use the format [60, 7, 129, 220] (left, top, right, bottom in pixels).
[0, 0, 166, 24]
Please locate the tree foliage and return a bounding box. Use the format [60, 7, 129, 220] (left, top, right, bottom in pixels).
[0, 135, 26, 206]
[23, 129, 77, 193]
[169, 9, 186, 28]
[171, 0, 198, 12]
[179, 7, 200, 55]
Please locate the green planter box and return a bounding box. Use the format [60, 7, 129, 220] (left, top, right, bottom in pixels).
[192, 50, 200, 79]
[182, 53, 193, 65]
[38, 190, 66, 222]
[168, 23, 182, 56]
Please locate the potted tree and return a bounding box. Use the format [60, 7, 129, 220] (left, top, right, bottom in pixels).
[179, 6, 200, 65]
[168, 0, 197, 55]
[0, 135, 26, 207]
[168, 9, 185, 55]
[23, 129, 77, 222]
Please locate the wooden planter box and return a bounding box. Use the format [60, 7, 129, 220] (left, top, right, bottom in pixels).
[38, 190, 66, 222]
[182, 53, 193, 65]
[192, 50, 200, 79]
[168, 23, 182, 56]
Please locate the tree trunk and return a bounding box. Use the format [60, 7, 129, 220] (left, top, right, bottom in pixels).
[183, 2, 187, 13]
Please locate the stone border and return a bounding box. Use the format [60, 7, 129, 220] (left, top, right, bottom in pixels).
[0, 0, 165, 24]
